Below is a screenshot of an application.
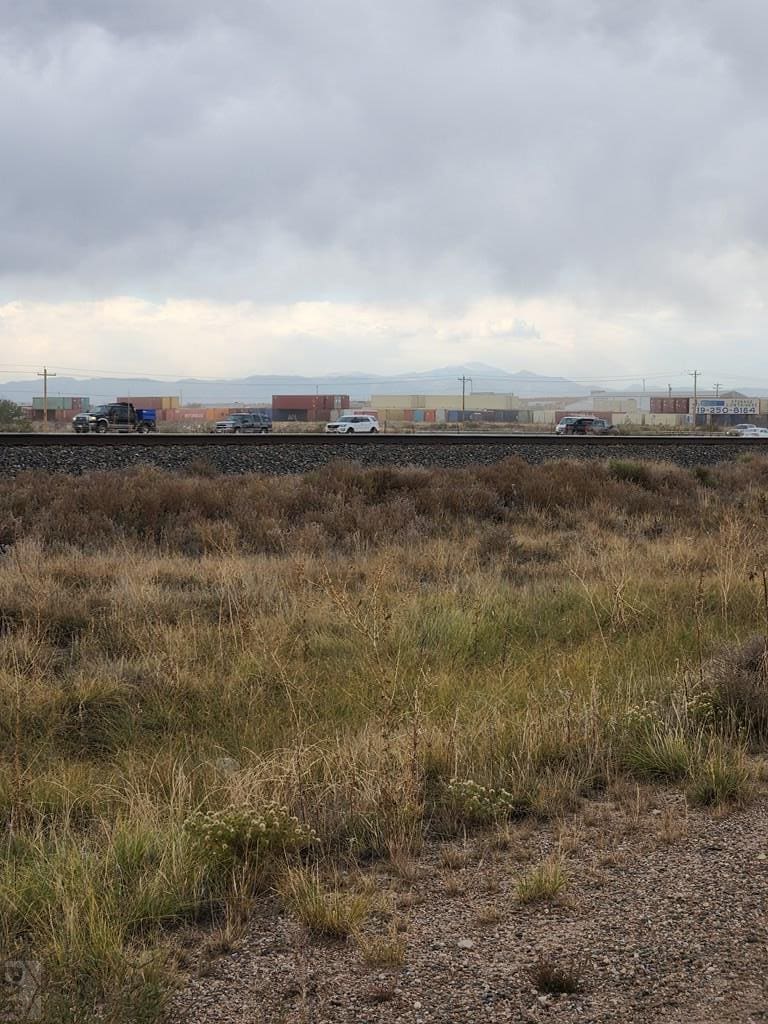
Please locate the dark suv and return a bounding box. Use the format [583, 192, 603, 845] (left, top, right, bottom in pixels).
[214, 412, 272, 434]
[562, 417, 618, 435]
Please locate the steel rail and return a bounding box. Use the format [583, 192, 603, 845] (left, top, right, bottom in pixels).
[0, 432, 765, 448]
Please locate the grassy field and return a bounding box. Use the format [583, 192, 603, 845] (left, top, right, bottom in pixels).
[1, 456, 767, 1021]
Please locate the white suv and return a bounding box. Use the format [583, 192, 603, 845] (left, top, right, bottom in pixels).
[325, 414, 380, 434]
[555, 417, 577, 434]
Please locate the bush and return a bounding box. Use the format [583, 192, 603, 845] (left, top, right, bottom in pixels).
[430, 778, 522, 835]
[609, 460, 654, 489]
[184, 804, 315, 873]
[705, 637, 768, 742]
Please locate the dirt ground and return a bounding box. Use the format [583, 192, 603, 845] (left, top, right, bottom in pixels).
[168, 785, 768, 1024]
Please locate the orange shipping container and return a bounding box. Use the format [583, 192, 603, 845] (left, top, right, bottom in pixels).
[117, 396, 179, 410]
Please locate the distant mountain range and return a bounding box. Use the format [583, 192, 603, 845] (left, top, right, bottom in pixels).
[0, 364, 606, 406]
[1, 363, 763, 405]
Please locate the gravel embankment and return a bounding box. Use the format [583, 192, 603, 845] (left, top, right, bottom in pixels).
[169, 792, 768, 1024]
[0, 437, 765, 475]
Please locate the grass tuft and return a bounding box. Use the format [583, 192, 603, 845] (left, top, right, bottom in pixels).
[356, 923, 407, 966]
[528, 953, 585, 994]
[516, 856, 568, 904]
[623, 726, 696, 782]
[278, 867, 372, 938]
[687, 748, 753, 806]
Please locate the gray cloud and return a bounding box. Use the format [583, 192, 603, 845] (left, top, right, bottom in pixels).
[1, 0, 767, 321]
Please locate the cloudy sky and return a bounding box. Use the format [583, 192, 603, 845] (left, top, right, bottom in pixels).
[1, 0, 767, 386]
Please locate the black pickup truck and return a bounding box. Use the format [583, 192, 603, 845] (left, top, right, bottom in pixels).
[72, 403, 157, 434]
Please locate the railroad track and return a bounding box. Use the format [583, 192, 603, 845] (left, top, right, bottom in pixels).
[0, 432, 763, 447]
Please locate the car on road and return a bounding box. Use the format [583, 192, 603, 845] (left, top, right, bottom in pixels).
[733, 425, 768, 438]
[555, 417, 577, 434]
[214, 413, 272, 434]
[325, 414, 380, 434]
[72, 403, 156, 434]
[559, 417, 619, 435]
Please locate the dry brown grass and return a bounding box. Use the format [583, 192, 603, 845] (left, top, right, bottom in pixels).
[1, 457, 767, 1021]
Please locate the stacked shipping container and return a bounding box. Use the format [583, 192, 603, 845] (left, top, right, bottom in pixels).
[116, 397, 180, 410]
[272, 395, 349, 422]
[649, 398, 691, 414]
[32, 397, 89, 412]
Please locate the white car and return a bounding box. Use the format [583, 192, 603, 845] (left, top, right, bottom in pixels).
[325, 414, 380, 434]
[735, 425, 768, 438]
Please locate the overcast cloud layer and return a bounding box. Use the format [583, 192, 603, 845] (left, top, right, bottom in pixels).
[1, 1, 768, 382]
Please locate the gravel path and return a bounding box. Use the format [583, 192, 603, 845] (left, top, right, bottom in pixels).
[168, 791, 768, 1023]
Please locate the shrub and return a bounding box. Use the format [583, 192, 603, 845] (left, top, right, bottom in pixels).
[609, 460, 654, 489]
[705, 637, 768, 742]
[433, 778, 520, 833]
[692, 465, 714, 488]
[184, 804, 315, 873]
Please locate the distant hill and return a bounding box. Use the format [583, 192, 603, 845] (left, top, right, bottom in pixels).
[0, 365, 604, 405]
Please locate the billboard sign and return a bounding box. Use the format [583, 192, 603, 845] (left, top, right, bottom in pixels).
[696, 398, 759, 416]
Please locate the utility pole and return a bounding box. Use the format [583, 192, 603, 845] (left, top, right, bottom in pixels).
[37, 366, 56, 431]
[714, 382, 721, 397]
[688, 370, 699, 432]
[668, 384, 672, 398]
[458, 375, 472, 414]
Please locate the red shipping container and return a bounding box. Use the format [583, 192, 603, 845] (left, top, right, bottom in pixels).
[272, 395, 350, 411]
